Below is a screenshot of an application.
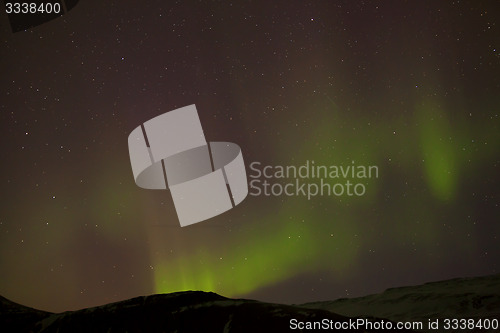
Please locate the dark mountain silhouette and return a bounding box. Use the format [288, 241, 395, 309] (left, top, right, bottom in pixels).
[1, 274, 498, 332]
[0, 291, 413, 333]
[0, 295, 50, 332]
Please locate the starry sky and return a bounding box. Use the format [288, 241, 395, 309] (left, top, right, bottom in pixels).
[0, 1, 499, 313]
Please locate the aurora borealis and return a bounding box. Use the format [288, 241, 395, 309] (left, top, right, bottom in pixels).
[0, 1, 499, 313]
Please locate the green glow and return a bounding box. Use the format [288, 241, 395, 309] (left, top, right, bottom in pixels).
[152, 198, 362, 296]
[88, 168, 144, 243]
[147, 97, 493, 300]
[153, 213, 318, 295]
[416, 100, 458, 201]
[280, 103, 382, 204]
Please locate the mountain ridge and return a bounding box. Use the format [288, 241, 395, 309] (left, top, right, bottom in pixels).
[0, 290, 414, 332]
[301, 273, 500, 332]
[1, 273, 498, 332]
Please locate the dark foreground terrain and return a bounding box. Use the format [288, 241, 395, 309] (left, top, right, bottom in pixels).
[303, 273, 500, 333]
[1, 274, 498, 332]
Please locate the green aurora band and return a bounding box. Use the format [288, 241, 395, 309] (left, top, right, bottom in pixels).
[148, 96, 498, 297]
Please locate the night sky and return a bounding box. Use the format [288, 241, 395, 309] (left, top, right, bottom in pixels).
[1, 1, 499, 313]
